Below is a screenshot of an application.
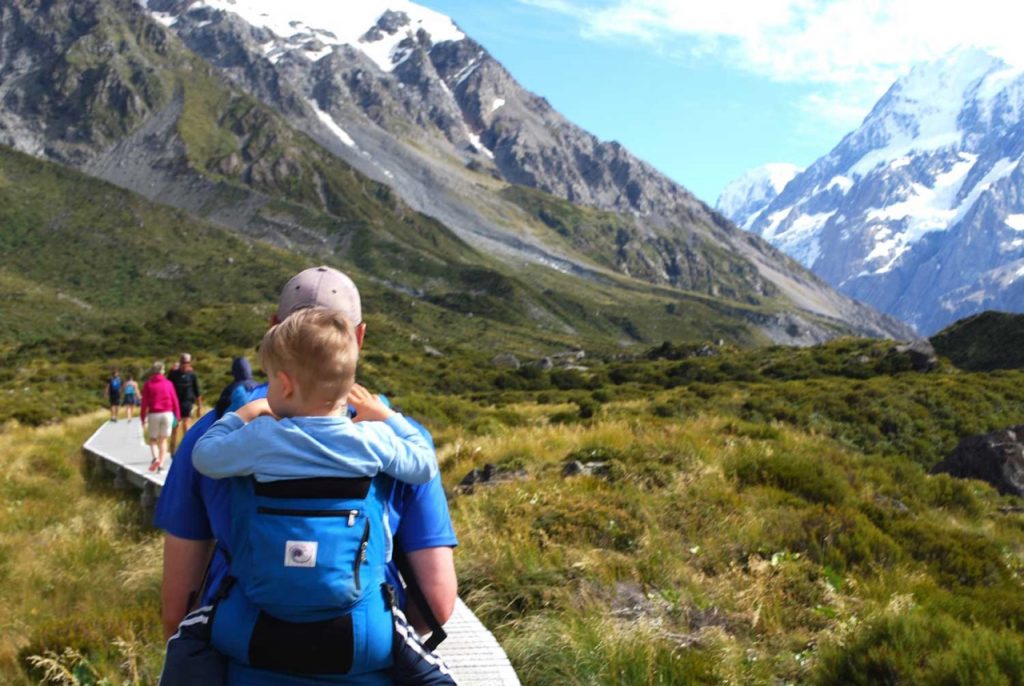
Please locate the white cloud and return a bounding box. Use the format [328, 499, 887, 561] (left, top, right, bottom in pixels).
[796, 89, 881, 130]
[521, 0, 1024, 114]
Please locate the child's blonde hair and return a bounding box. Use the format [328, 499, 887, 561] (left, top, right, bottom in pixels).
[259, 308, 358, 403]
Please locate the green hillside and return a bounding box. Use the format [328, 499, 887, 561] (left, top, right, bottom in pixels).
[930, 310, 1024, 371]
[0, 143, 744, 425]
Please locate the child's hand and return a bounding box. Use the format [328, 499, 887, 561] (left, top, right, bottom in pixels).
[348, 384, 395, 422]
[235, 398, 275, 423]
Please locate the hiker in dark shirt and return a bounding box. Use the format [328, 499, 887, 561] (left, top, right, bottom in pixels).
[168, 353, 203, 453]
[104, 368, 123, 422]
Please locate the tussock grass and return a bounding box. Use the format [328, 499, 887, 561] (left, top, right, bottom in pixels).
[442, 403, 1024, 684]
[0, 413, 163, 684]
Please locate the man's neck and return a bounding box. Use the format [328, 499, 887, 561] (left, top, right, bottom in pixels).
[281, 397, 347, 419]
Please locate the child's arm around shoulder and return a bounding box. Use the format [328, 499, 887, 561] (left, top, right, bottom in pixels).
[349, 384, 437, 485]
[193, 398, 276, 479]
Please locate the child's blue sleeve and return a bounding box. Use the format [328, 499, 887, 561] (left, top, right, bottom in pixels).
[193, 413, 264, 479]
[377, 414, 438, 485]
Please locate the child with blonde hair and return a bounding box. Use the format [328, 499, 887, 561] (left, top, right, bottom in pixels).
[160, 308, 453, 684]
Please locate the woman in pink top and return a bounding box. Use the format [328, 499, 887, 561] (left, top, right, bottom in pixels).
[141, 361, 181, 472]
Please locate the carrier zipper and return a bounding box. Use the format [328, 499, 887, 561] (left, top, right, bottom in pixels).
[353, 520, 370, 590]
[257, 506, 360, 521]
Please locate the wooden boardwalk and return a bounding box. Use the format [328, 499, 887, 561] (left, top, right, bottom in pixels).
[82, 419, 521, 686]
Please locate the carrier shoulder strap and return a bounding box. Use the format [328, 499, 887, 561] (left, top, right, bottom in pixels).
[393, 543, 448, 651]
[186, 540, 225, 614]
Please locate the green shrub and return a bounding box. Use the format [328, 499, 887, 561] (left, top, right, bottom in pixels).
[533, 498, 643, 552]
[727, 450, 851, 505]
[576, 398, 599, 419]
[813, 610, 1024, 686]
[769, 504, 903, 572]
[651, 402, 680, 418]
[923, 474, 984, 516]
[889, 519, 1009, 587]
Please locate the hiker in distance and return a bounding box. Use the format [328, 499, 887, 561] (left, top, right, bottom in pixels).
[141, 361, 181, 473]
[168, 352, 202, 454]
[104, 368, 122, 422]
[123, 374, 140, 421]
[155, 266, 459, 685]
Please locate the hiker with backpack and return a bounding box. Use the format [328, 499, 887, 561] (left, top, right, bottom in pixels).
[122, 374, 140, 420]
[155, 266, 459, 685]
[105, 368, 123, 421]
[168, 352, 203, 453]
[158, 308, 453, 685]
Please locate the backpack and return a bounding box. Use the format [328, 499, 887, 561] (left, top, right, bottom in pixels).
[169, 369, 196, 404]
[110, 377, 122, 393]
[211, 475, 392, 674]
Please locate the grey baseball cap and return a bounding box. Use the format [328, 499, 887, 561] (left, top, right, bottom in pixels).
[276, 266, 362, 324]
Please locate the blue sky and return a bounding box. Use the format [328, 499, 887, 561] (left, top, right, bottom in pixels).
[420, 0, 1022, 204]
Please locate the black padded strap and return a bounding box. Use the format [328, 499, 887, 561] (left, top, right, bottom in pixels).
[254, 476, 371, 499]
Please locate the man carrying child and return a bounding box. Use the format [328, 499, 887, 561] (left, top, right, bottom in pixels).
[155, 267, 458, 685]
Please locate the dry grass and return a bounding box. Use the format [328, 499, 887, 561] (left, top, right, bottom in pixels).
[441, 407, 1024, 684]
[0, 412, 164, 684]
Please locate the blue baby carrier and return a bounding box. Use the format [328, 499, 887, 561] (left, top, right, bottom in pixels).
[210, 475, 395, 675]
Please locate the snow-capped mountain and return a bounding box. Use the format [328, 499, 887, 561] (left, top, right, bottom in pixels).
[743, 46, 1024, 334]
[716, 163, 802, 230]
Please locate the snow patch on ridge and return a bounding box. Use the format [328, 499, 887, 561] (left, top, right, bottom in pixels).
[1006, 214, 1024, 232]
[149, 0, 464, 73]
[307, 99, 356, 148]
[826, 175, 854, 194]
[776, 211, 835, 266]
[467, 131, 493, 160]
[864, 153, 977, 244]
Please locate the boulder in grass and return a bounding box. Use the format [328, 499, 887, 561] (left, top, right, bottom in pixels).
[455, 463, 528, 494]
[491, 353, 521, 370]
[562, 460, 611, 479]
[931, 425, 1024, 497]
[893, 339, 938, 372]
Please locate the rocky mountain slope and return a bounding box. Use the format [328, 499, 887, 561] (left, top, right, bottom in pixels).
[0, 0, 912, 345]
[730, 47, 1024, 334]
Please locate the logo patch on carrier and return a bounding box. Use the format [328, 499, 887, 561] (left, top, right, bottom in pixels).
[284, 540, 318, 568]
